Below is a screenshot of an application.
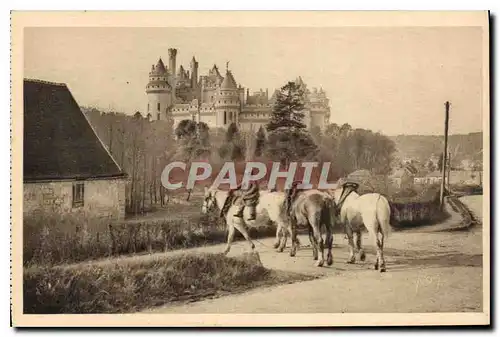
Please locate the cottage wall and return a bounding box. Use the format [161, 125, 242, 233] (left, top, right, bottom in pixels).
[23, 178, 126, 220]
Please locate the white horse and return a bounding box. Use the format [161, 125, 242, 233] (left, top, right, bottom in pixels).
[255, 190, 295, 251]
[201, 186, 257, 255]
[329, 182, 392, 272]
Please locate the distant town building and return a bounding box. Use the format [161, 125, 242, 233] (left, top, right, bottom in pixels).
[427, 154, 441, 169]
[145, 49, 331, 130]
[390, 165, 416, 189]
[23, 79, 127, 220]
[424, 171, 443, 185]
[413, 169, 430, 185]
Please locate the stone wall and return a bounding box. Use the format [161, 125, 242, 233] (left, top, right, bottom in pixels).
[23, 178, 126, 220]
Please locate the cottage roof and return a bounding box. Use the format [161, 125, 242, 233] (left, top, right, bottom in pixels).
[404, 164, 418, 175]
[414, 169, 430, 178]
[23, 79, 126, 181]
[426, 171, 443, 178]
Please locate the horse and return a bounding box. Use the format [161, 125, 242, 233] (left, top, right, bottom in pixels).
[252, 189, 336, 267]
[329, 182, 392, 272]
[286, 189, 337, 267]
[201, 186, 257, 255]
[252, 190, 294, 250]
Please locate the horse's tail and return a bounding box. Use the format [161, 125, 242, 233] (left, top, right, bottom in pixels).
[322, 196, 337, 233]
[376, 195, 392, 238]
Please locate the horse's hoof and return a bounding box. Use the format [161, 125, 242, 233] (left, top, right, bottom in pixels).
[313, 256, 318, 261]
[273, 242, 280, 249]
[327, 257, 333, 266]
[380, 267, 386, 273]
[359, 252, 366, 261]
[290, 251, 296, 257]
[277, 247, 284, 253]
[251, 244, 255, 250]
[374, 263, 379, 270]
[315, 260, 324, 267]
[345, 257, 355, 264]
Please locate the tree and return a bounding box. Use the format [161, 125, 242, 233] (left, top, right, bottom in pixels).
[427, 160, 435, 172]
[267, 81, 307, 132]
[265, 80, 318, 164]
[437, 153, 444, 172]
[174, 120, 211, 161]
[254, 126, 266, 158]
[218, 122, 245, 161]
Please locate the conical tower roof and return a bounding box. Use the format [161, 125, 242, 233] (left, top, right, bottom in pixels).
[151, 58, 167, 75]
[221, 70, 238, 90]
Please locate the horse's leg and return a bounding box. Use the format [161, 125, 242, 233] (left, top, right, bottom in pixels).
[277, 222, 288, 253]
[232, 219, 256, 251]
[289, 217, 299, 257]
[273, 223, 282, 249]
[345, 224, 356, 264]
[224, 222, 236, 255]
[326, 226, 334, 266]
[309, 225, 318, 260]
[377, 230, 386, 272]
[355, 230, 366, 261]
[311, 223, 325, 267]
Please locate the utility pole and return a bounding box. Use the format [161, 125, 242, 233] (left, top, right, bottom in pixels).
[440, 101, 450, 209]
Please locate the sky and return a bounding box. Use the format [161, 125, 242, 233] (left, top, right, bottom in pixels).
[24, 27, 484, 136]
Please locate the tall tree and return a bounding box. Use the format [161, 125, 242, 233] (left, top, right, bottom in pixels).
[267, 81, 307, 132]
[265, 80, 318, 165]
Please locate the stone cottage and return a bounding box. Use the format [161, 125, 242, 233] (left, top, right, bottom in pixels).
[23, 79, 127, 220]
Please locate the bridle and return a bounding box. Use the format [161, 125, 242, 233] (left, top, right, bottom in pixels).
[335, 182, 359, 214]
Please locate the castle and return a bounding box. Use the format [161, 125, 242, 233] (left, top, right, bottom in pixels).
[146, 48, 330, 131]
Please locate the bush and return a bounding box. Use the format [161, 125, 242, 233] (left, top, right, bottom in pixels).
[388, 184, 445, 227]
[24, 252, 274, 313]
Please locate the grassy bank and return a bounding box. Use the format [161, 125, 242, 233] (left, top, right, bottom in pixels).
[24, 209, 276, 266]
[24, 252, 315, 314]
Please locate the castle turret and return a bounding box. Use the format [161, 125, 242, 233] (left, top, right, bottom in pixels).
[168, 48, 177, 78]
[215, 66, 240, 127]
[145, 58, 172, 121]
[168, 48, 177, 104]
[190, 56, 198, 89]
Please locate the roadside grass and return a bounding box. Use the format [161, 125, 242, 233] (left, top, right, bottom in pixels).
[23, 252, 316, 314]
[24, 206, 276, 266]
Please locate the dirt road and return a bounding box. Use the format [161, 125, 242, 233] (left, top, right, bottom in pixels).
[145, 222, 483, 314]
[460, 195, 484, 223]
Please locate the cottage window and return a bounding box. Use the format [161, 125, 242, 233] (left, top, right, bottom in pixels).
[224, 111, 227, 125]
[157, 102, 160, 111]
[72, 182, 84, 208]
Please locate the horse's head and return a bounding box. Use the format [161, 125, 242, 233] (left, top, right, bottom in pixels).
[332, 181, 360, 208]
[201, 186, 217, 214]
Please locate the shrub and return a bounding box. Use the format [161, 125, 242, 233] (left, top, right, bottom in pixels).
[23, 209, 276, 266]
[23, 252, 273, 313]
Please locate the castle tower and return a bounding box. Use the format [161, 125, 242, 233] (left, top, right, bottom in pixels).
[190, 56, 199, 90]
[215, 64, 240, 127]
[168, 48, 177, 103]
[145, 58, 172, 121]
